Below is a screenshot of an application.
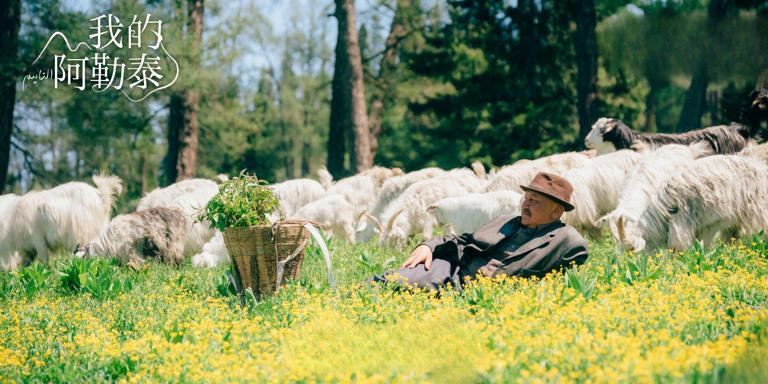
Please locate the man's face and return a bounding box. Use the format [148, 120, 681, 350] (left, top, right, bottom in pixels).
[520, 190, 563, 228]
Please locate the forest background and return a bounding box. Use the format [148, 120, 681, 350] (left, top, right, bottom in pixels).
[1, 0, 766, 213]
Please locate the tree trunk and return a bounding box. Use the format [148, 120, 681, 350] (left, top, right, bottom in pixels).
[575, 0, 598, 144]
[165, 94, 183, 185]
[676, 0, 728, 132]
[645, 80, 660, 132]
[329, 0, 370, 177]
[520, 0, 539, 100]
[176, 0, 204, 181]
[166, 0, 203, 184]
[301, 141, 311, 177]
[0, 0, 21, 194]
[140, 154, 148, 196]
[677, 68, 709, 132]
[368, 0, 408, 162]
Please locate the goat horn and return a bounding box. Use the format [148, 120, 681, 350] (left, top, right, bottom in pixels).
[607, 215, 620, 243]
[617, 216, 626, 244]
[386, 209, 404, 231]
[363, 211, 384, 233]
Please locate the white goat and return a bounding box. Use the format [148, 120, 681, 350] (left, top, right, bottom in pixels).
[271, 179, 328, 216]
[290, 194, 359, 242]
[326, 175, 378, 213]
[317, 167, 333, 189]
[483, 151, 591, 193]
[138, 178, 220, 257]
[379, 171, 482, 250]
[428, 190, 523, 235]
[75, 207, 187, 267]
[0, 175, 122, 266]
[596, 143, 711, 250]
[357, 166, 405, 186]
[0, 194, 22, 270]
[370, 167, 448, 218]
[471, 160, 487, 180]
[190, 232, 230, 268]
[637, 155, 768, 251]
[561, 150, 643, 238]
[739, 142, 768, 163]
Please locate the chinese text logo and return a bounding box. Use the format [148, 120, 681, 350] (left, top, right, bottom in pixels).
[23, 14, 179, 102]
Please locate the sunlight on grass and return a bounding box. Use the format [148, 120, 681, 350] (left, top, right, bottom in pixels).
[1, 234, 767, 383]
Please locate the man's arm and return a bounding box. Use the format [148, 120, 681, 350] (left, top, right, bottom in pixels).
[401, 232, 473, 270]
[420, 232, 472, 254]
[402, 215, 516, 270]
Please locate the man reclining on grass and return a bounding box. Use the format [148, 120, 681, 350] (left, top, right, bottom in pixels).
[368, 172, 589, 291]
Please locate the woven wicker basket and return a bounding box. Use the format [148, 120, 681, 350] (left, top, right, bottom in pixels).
[222, 221, 310, 297]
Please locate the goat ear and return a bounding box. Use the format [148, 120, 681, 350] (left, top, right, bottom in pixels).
[604, 120, 617, 133]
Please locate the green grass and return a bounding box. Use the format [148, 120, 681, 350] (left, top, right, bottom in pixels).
[0, 231, 767, 383]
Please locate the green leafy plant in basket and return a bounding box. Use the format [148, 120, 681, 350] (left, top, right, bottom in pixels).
[198, 171, 284, 231]
[198, 171, 299, 301]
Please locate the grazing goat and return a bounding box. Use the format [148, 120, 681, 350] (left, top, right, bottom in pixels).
[428, 191, 522, 235]
[0, 194, 22, 270]
[270, 178, 327, 216]
[290, 194, 359, 243]
[637, 155, 768, 251]
[326, 175, 378, 213]
[561, 150, 643, 238]
[75, 207, 187, 267]
[370, 167, 448, 218]
[138, 178, 220, 256]
[191, 232, 230, 267]
[483, 152, 591, 193]
[596, 143, 711, 250]
[379, 172, 482, 250]
[0, 175, 122, 266]
[585, 117, 751, 155]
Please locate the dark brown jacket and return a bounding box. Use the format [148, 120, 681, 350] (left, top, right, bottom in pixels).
[421, 215, 589, 279]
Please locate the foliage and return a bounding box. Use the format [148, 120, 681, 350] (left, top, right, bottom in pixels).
[15, 262, 52, 297]
[9, 0, 768, 195]
[563, 267, 597, 301]
[198, 171, 282, 231]
[1, 235, 768, 382]
[57, 257, 134, 299]
[215, 266, 238, 298]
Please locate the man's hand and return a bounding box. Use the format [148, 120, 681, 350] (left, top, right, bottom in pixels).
[400, 245, 433, 270]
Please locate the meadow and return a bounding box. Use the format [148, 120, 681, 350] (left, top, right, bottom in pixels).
[1, 233, 767, 384]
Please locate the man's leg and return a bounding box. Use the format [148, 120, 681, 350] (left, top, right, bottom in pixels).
[367, 258, 463, 291]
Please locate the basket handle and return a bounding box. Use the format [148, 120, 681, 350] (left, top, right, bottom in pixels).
[268, 221, 336, 294]
[302, 222, 336, 293]
[273, 237, 309, 291]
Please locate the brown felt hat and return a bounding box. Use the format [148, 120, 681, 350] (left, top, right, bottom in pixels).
[520, 172, 575, 211]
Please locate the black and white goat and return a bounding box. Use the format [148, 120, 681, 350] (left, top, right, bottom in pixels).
[75, 207, 188, 267]
[743, 88, 768, 133]
[585, 117, 752, 155]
